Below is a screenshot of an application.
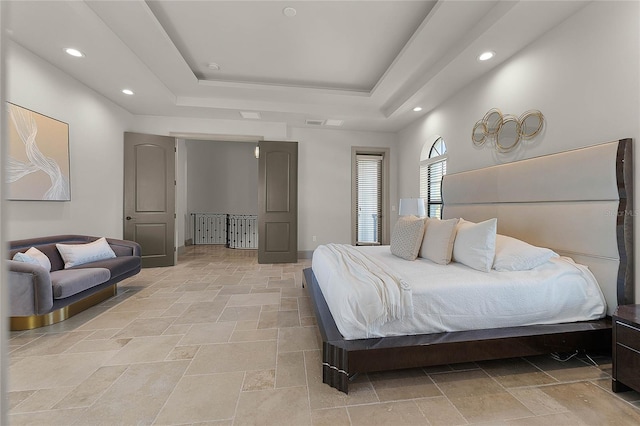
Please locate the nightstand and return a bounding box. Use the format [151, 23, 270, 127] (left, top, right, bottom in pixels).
[612, 305, 640, 393]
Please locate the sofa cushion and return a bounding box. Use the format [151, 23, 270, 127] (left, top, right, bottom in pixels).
[70, 256, 140, 280]
[50, 268, 111, 299]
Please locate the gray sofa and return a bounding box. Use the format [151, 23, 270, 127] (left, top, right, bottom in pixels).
[7, 234, 141, 330]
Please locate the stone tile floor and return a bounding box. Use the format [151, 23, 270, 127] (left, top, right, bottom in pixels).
[8, 245, 640, 425]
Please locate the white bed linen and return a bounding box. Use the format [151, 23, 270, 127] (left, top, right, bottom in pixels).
[315, 244, 413, 336]
[312, 244, 607, 340]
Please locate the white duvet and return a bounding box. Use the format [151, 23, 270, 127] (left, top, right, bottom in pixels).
[312, 244, 607, 340]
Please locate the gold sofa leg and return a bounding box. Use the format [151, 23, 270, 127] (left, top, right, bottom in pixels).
[10, 285, 117, 331]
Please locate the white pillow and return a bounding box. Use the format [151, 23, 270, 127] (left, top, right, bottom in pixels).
[13, 247, 51, 271]
[493, 234, 559, 271]
[56, 237, 116, 269]
[419, 217, 459, 265]
[390, 216, 426, 260]
[453, 218, 497, 272]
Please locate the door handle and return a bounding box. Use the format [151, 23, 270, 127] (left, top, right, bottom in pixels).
[126, 216, 133, 220]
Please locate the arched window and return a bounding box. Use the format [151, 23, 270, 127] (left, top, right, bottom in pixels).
[419, 137, 447, 218]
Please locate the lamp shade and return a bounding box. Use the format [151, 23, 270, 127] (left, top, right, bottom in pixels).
[399, 198, 426, 217]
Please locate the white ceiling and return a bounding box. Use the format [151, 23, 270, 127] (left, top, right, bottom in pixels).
[5, 1, 588, 132]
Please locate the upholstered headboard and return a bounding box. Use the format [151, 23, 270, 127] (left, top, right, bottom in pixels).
[442, 139, 633, 315]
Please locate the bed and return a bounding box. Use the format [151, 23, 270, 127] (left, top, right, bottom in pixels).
[303, 138, 634, 393]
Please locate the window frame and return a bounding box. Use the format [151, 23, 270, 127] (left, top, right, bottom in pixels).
[351, 147, 390, 246]
[420, 138, 447, 219]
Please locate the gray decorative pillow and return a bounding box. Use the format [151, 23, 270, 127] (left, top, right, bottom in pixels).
[390, 216, 426, 260]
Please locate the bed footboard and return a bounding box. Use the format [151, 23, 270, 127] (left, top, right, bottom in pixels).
[304, 267, 612, 394]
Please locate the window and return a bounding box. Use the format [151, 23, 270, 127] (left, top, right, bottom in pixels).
[420, 138, 447, 218]
[352, 148, 390, 245]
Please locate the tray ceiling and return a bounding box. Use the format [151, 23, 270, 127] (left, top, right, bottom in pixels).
[5, 1, 588, 131]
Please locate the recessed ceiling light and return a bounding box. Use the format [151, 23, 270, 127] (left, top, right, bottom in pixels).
[325, 119, 344, 127]
[240, 111, 261, 119]
[122, 89, 134, 95]
[283, 7, 297, 17]
[413, 107, 423, 112]
[207, 62, 220, 70]
[65, 48, 85, 58]
[478, 51, 495, 61]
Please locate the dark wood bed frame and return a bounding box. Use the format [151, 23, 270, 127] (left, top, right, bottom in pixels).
[303, 139, 633, 394]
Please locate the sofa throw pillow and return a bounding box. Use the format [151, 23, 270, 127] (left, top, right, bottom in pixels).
[453, 218, 497, 272]
[56, 237, 116, 269]
[13, 247, 52, 271]
[390, 216, 426, 260]
[493, 234, 559, 271]
[13, 252, 39, 266]
[419, 217, 459, 265]
[26, 247, 52, 271]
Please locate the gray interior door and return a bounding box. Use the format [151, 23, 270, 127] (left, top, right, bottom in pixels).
[124, 132, 176, 267]
[258, 141, 298, 264]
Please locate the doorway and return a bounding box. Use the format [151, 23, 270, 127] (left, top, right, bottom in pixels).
[127, 134, 299, 266]
[123, 132, 176, 267]
[184, 139, 259, 251]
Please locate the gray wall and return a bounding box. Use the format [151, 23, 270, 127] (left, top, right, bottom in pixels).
[176, 139, 188, 250]
[186, 140, 258, 215]
[397, 1, 640, 301]
[6, 41, 133, 240]
[6, 40, 395, 254]
[294, 127, 397, 250]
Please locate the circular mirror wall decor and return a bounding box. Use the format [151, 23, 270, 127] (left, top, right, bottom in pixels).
[472, 120, 487, 146]
[472, 108, 544, 153]
[496, 115, 521, 153]
[483, 108, 503, 136]
[519, 110, 545, 139]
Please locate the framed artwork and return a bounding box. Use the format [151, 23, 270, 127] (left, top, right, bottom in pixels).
[6, 103, 71, 201]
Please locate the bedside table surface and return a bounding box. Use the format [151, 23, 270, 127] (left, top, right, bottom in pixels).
[614, 305, 640, 325]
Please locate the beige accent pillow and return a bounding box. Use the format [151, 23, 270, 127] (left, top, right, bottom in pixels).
[453, 218, 498, 272]
[419, 217, 459, 264]
[390, 216, 426, 260]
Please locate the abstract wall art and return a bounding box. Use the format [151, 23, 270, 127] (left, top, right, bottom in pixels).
[6, 103, 70, 201]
